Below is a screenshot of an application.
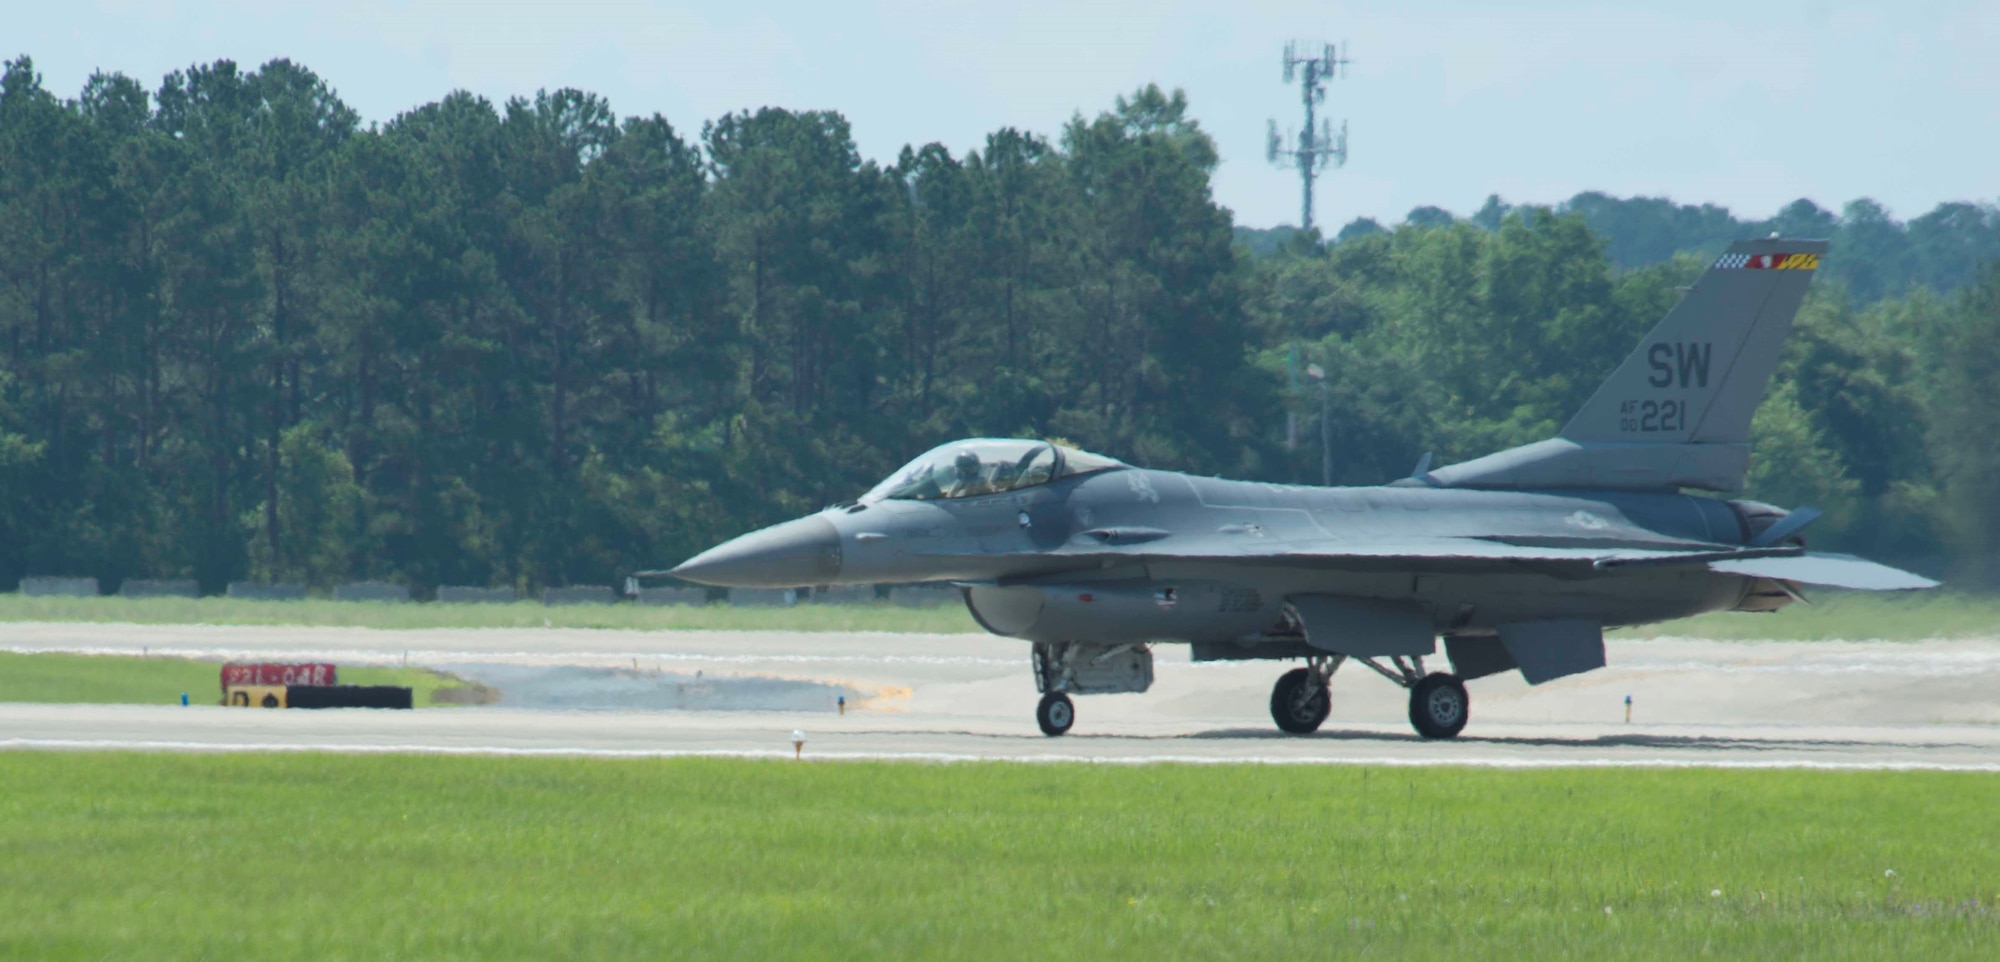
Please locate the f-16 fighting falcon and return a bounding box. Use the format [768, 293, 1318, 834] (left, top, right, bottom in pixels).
[668, 238, 1938, 739]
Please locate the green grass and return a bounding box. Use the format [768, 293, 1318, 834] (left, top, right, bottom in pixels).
[1615, 589, 2000, 641]
[0, 593, 978, 633]
[0, 652, 481, 707]
[0, 754, 1993, 959]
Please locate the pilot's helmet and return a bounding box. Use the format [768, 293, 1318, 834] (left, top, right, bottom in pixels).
[953, 449, 982, 480]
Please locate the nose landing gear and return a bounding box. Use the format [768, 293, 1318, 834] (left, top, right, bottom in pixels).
[1028, 641, 1155, 737]
[1269, 655, 1340, 734]
[1036, 692, 1075, 736]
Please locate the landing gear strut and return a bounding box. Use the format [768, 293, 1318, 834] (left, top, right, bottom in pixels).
[1270, 655, 1340, 735]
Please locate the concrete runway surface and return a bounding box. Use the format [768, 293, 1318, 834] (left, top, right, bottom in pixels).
[4, 622, 1999, 770]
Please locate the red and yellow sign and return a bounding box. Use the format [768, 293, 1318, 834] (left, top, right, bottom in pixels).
[221, 662, 336, 689]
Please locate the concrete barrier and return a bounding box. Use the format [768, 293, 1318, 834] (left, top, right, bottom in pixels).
[226, 582, 307, 601]
[119, 579, 199, 599]
[635, 586, 707, 606]
[543, 585, 616, 606]
[333, 581, 410, 603]
[19, 576, 99, 597]
[438, 585, 517, 604]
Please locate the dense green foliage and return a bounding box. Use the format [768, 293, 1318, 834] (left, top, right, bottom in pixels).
[1, 753, 1995, 959]
[1246, 190, 2000, 305]
[2, 55, 1995, 593]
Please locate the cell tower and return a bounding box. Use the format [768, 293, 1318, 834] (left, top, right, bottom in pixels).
[1266, 40, 1350, 234]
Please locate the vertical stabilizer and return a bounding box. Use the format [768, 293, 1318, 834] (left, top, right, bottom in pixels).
[1561, 239, 1827, 445]
[1428, 238, 1827, 492]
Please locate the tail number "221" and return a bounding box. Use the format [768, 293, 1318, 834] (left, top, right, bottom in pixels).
[1619, 398, 1686, 433]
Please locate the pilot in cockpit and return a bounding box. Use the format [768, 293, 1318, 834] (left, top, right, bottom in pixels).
[946, 449, 991, 498]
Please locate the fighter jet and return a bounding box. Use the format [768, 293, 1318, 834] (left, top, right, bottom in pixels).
[667, 238, 1938, 739]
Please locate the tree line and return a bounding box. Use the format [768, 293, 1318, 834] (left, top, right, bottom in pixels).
[1, 56, 1994, 593]
[1242, 191, 2000, 308]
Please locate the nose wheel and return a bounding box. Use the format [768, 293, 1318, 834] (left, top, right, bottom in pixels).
[1270, 662, 1335, 735]
[1036, 692, 1075, 737]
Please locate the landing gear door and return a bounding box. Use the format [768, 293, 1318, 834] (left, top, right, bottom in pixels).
[1287, 595, 1436, 657]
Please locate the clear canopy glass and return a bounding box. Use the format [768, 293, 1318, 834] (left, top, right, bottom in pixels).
[864, 439, 1124, 502]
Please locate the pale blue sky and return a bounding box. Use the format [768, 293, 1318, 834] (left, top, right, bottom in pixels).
[18, 1, 2000, 229]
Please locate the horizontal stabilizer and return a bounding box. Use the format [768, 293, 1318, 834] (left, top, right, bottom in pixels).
[1708, 552, 1939, 591]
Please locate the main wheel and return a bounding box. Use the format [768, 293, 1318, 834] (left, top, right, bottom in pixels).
[1270, 667, 1331, 735]
[1036, 692, 1075, 737]
[1408, 673, 1469, 740]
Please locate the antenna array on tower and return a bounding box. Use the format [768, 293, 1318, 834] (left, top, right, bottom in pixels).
[1266, 40, 1350, 234]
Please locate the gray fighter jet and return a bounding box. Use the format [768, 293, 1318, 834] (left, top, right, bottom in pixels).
[667, 238, 1937, 739]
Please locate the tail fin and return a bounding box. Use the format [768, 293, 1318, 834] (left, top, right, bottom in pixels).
[1428, 238, 1827, 492]
[1561, 238, 1827, 445]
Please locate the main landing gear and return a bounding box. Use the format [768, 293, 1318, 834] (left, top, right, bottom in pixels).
[1407, 672, 1470, 740]
[1268, 654, 1470, 740]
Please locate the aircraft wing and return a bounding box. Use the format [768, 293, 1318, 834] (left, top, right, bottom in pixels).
[1184, 540, 1933, 589]
[972, 536, 1938, 589]
[974, 535, 1800, 574]
[1707, 552, 1939, 590]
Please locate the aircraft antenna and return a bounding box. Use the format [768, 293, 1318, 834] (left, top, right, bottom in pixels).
[1267, 40, 1350, 235]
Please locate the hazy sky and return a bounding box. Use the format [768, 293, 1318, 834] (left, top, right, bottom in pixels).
[19, 1, 2000, 228]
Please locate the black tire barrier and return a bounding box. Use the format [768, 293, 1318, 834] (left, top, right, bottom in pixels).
[285, 685, 414, 710]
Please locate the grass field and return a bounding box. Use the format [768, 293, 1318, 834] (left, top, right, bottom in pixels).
[0, 593, 979, 633]
[0, 754, 1992, 960]
[0, 587, 1994, 640]
[1612, 589, 2000, 642]
[0, 652, 479, 707]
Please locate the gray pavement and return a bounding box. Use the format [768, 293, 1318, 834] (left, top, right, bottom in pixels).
[3, 622, 1999, 769]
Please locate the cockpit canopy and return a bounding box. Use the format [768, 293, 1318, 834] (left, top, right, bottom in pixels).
[863, 439, 1127, 502]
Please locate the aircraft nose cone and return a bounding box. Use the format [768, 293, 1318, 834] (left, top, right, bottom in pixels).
[671, 516, 842, 588]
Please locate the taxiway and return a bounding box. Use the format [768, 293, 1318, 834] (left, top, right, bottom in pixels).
[3, 622, 1997, 769]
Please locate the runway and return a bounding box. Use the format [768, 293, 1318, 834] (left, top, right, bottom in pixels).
[5, 622, 2000, 770]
